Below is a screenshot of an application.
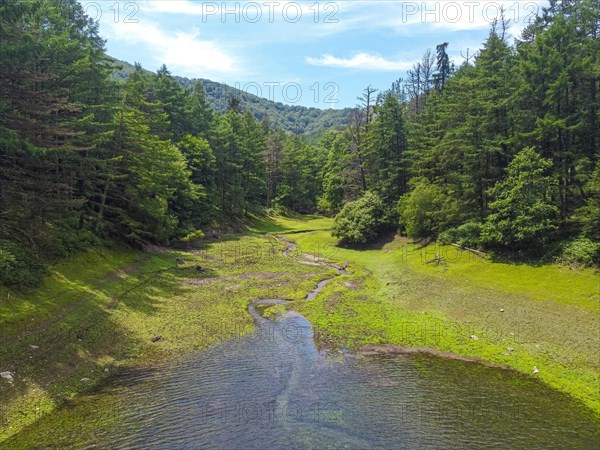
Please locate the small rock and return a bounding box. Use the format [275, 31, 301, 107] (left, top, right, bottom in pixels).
[29, 345, 39, 349]
[470, 335, 479, 341]
[533, 366, 539, 374]
[151, 335, 162, 343]
[502, 352, 510, 356]
[80, 378, 92, 382]
[507, 347, 514, 352]
[104, 368, 109, 373]
[0, 371, 14, 382]
[500, 308, 505, 312]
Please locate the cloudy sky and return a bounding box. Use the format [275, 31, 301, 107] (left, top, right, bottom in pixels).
[81, 1, 548, 108]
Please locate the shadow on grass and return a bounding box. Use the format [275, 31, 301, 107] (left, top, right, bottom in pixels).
[245, 213, 330, 234]
[244, 215, 294, 234]
[0, 254, 194, 439]
[335, 231, 397, 252]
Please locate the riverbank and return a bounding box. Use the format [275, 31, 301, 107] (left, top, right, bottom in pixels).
[1, 214, 598, 443]
[277, 218, 599, 416]
[0, 231, 332, 442]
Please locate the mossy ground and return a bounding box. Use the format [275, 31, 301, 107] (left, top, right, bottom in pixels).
[0, 232, 329, 442]
[277, 220, 599, 416]
[1, 214, 598, 443]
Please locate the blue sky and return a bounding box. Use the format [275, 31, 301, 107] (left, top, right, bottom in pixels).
[82, 1, 548, 109]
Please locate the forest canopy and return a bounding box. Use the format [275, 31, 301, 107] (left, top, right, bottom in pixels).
[0, 0, 598, 287]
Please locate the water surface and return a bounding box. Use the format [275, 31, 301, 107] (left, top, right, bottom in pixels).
[3, 307, 598, 449]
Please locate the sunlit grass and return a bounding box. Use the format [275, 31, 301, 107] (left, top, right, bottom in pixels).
[0, 233, 330, 442]
[1, 215, 598, 443]
[287, 227, 599, 414]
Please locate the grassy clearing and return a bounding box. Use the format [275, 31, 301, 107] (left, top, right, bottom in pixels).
[259, 217, 599, 416]
[1, 215, 598, 442]
[0, 233, 329, 442]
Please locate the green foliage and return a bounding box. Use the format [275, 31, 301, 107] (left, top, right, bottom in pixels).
[481, 148, 559, 250]
[397, 181, 461, 238]
[332, 192, 386, 245]
[0, 241, 46, 287]
[2, 0, 599, 286]
[579, 162, 600, 240]
[180, 230, 206, 242]
[366, 93, 408, 201]
[438, 221, 483, 248]
[556, 237, 600, 268]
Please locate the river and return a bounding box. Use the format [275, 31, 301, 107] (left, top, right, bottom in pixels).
[3, 299, 598, 449]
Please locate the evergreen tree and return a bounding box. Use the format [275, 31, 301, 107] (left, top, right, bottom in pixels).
[481, 148, 559, 250]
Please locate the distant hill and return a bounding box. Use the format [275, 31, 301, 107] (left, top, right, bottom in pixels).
[110, 58, 353, 136]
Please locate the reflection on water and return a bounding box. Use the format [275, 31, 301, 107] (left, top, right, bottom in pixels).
[3, 308, 598, 449]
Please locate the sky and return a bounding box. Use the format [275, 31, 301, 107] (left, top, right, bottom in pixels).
[80, 0, 549, 109]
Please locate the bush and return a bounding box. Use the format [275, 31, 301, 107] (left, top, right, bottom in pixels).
[332, 192, 386, 245]
[0, 241, 46, 287]
[438, 221, 483, 248]
[556, 237, 600, 268]
[397, 181, 461, 238]
[41, 228, 100, 259]
[179, 230, 205, 242]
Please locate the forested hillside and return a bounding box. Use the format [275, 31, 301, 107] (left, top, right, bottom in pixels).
[327, 0, 599, 266]
[0, 0, 598, 288]
[111, 58, 353, 136]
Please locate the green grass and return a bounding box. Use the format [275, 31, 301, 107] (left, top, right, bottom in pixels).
[1, 215, 598, 443]
[0, 233, 330, 442]
[285, 226, 599, 415]
[246, 213, 334, 234]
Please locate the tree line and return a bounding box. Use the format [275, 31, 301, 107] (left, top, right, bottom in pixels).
[0, 0, 598, 287]
[0, 0, 325, 286]
[328, 0, 599, 267]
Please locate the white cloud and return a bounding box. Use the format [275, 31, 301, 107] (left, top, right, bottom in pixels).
[102, 21, 237, 76]
[306, 53, 414, 72]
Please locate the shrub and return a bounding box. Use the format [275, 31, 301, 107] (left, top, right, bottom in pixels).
[180, 230, 206, 242]
[0, 241, 46, 287]
[42, 228, 100, 259]
[438, 221, 483, 248]
[556, 237, 600, 268]
[397, 181, 461, 238]
[332, 192, 386, 245]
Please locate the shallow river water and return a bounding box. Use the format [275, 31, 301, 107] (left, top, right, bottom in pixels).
[3, 300, 598, 449]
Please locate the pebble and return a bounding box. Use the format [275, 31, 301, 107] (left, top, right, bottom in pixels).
[80, 378, 92, 382]
[470, 335, 479, 341]
[29, 345, 39, 349]
[0, 371, 14, 382]
[500, 308, 505, 312]
[533, 366, 539, 374]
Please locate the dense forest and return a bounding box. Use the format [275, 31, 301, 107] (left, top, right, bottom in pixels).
[0, 0, 598, 287]
[112, 58, 353, 136]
